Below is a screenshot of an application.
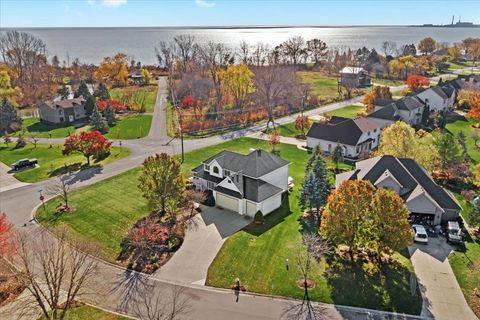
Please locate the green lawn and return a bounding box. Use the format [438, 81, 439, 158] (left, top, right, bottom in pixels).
[11, 118, 82, 138]
[297, 71, 340, 101]
[371, 78, 404, 87]
[39, 304, 129, 320]
[446, 117, 480, 164]
[0, 143, 130, 183]
[104, 115, 152, 140]
[110, 85, 158, 113]
[447, 60, 475, 72]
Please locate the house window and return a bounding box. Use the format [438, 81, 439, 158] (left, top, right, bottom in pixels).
[213, 166, 219, 174]
[368, 131, 370, 136]
[224, 170, 231, 177]
[207, 181, 215, 189]
[205, 164, 210, 171]
[356, 146, 360, 153]
[236, 175, 239, 182]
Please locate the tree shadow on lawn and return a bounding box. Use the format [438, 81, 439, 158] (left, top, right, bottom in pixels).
[325, 254, 422, 315]
[243, 195, 292, 237]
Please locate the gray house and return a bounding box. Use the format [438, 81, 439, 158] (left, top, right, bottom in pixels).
[336, 155, 461, 225]
[192, 149, 289, 217]
[38, 97, 86, 124]
[339, 67, 371, 87]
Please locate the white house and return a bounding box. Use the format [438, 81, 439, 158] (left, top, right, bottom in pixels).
[415, 86, 456, 113]
[192, 149, 289, 217]
[336, 155, 461, 225]
[306, 116, 380, 159]
[368, 96, 424, 128]
[38, 97, 86, 124]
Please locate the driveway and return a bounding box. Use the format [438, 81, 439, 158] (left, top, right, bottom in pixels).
[147, 76, 169, 141]
[153, 206, 251, 285]
[408, 237, 478, 320]
[0, 162, 29, 193]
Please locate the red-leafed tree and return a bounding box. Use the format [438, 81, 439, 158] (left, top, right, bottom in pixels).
[294, 115, 311, 138]
[466, 91, 480, 121]
[127, 217, 170, 251]
[63, 131, 112, 166]
[96, 99, 126, 113]
[181, 95, 197, 108]
[406, 75, 430, 92]
[0, 212, 15, 256]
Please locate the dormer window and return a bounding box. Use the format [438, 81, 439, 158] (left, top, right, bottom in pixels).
[224, 170, 231, 177]
[213, 166, 219, 174]
[205, 164, 210, 171]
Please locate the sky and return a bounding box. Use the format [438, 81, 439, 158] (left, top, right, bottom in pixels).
[1, 0, 480, 28]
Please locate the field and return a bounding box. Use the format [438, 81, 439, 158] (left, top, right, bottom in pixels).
[0, 143, 130, 183]
[109, 85, 158, 113]
[11, 118, 81, 138]
[297, 71, 340, 101]
[104, 115, 152, 139]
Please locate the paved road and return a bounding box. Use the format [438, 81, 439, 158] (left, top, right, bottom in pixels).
[147, 77, 169, 140]
[409, 238, 478, 320]
[1, 70, 476, 319]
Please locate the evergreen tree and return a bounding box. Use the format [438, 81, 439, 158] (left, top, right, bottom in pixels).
[437, 111, 447, 129]
[299, 171, 322, 213]
[75, 81, 91, 99]
[84, 95, 96, 116]
[0, 98, 18, 133]
[471, 198, 480, 231]
[90, 105, 108, 133]
[332, 143, 344, 172]
[306, 145, 322, 171]
[58, 85, 70, 100]
[104, 104, 116, 127]
[421, 104, 430, 125]
[457, 130, 470, 162]
[95, 82, 110, 100]
[434, 133, 461, 171]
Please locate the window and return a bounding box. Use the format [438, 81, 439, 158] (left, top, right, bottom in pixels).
[207, 181, 215, 189]
[224, 170, 231, 177]
[368, 131, 370, 136]
[236, 175, 239, 182]
[204, 164, 210, 171]
[213, 166, 219, 174]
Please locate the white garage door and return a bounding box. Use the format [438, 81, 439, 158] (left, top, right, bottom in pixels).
[216, 193, 239, 212]
[246, 201, 258, 217]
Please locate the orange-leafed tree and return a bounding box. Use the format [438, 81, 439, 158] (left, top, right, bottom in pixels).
[320, 180, 376, 260]
[363, 86, 392, 112]
[63, 131, 112, 166]
[406, 74, 430, 92]
[418, 37, 436, 55]
[268, 129, 280, 153]
[466, 91, 480, 121]
[94, 53, 129, 87]
[294, 115, 311, 138]
[0, 212, 15, 256]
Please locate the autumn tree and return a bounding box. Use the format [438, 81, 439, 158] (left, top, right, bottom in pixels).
[63, 131, 112, 165]
[320, 180, 376, 260]
[13, 228, 99, 320]
[138, 153, 185, 218]
[220, 64, 255, 110]
[448, 45, 461, 62]
[94, 53, 129, 87]
[140, 68, 152, 85]
[0, 67, 21, 103]
[268, 129, 280, 153]
[0, 212, 15, 256]
[418, 37, 436, 55]
[363, 86, 392, 112]
[368, 188, 412, 258]
[279, 36, 307, 65]
[294, 115, 310, 138]
[406, 74, 430, 92]
[376, 121, 439, 171]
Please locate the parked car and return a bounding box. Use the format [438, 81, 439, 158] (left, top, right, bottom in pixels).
[412, 224, 428, 243]
[446, 221, 464, 244]
[11, 158, 38, 171]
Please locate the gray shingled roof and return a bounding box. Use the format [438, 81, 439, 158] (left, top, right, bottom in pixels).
[348, 155, 461, 211]
[307, 117, 379, 146]
[243, 176, 283, 202]
[394, 96, 424, 111]
[44, 97, 85, 109]
[367, 104, 400, 121]
[202, 149, 289, 178]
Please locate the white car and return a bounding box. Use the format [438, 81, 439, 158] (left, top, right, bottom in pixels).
[412, 224, 428, 243]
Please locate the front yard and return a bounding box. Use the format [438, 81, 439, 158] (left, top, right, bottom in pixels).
[109, 85, 158, 113]
[446, 116, 480, 164]
[0, 143, 130, 183]
[38, 303, 129, 320]
[104, 115, 152, 140]
[11, 117, 81, 138]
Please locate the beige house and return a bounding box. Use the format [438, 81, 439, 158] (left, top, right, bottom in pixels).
[38, 97, 86, 124]
[336, 155, 461, 225]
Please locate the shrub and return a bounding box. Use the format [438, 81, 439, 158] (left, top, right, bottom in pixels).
[254, 211, 265, 225]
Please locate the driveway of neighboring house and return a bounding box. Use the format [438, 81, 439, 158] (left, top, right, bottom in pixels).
[408, 237, 478, 320]
[153, 205, 251, 285]
[0, 162, 29, 193]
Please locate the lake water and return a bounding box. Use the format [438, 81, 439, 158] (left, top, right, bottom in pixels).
[1, 26, 479, 65]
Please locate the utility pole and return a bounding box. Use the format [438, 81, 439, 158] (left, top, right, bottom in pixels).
[168, 69, 184, 163]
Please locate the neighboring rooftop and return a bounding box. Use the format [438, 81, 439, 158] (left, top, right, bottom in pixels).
[44, 97, 85, 109]
[340, 66, 365, 74]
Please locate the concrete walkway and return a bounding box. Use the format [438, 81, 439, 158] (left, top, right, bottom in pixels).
[154, 206, 251, 285]
[147, 77, 169, 141]
[408, 238, 478, 320]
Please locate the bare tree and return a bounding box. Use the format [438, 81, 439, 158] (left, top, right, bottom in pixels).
[173, 35, 197, 73]
[282, 234, 331, 320]
[29, 135, 39, 148]
[134, 285, 191, 320]
[306, 39, 328, 66]
[253, 65, 300, 130]
[198, 42, 233, 117]
[251, 42, 269, 66]
[13, 228, 99, 320]
[280, 36, 307, 65]
[238, 40, 250, 65]
[155, 41, 175, 71]
[46, 173, 72, 209]
[381, 40, 397, 57]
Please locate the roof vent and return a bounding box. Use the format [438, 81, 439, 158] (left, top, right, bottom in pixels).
[257, 149, 261, 156]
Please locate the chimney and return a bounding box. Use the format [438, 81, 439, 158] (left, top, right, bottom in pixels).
[257, 149, 261, 156]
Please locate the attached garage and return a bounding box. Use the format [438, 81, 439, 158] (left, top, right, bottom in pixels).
[261, 193, 282, 215]
[216, 193, 240, 212]
[245, 200, 258, 218]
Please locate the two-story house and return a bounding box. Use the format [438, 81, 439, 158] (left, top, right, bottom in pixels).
[336, 155, 462, 225]
[415, 86, 456, 113]
[38, 97, 86, 124]
[368, 96, 424, 128]
[306, 116, 380, 159]
[192, 149, 289, 217]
